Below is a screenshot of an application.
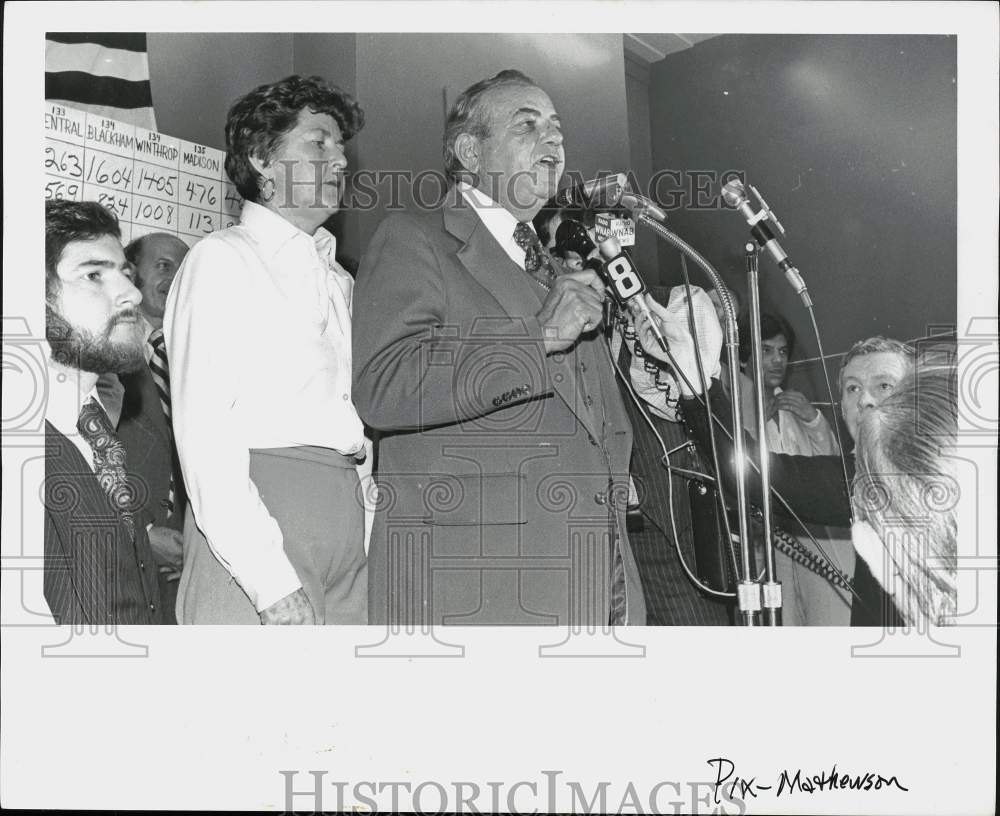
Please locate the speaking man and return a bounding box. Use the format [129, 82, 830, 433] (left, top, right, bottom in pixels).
[353, 70, 646, 626]
[43, 200, 162, 624]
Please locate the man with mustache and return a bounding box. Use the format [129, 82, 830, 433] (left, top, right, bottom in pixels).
[353, 70, 646, 626]
[43, 199, 163, 624]
[116, 232, 191, 622]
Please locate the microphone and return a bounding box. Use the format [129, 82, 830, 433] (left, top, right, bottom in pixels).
[597, 235, 669, 354]
[721, 179, 812, 307]
[554, 173, 628, 209]
[619, 192, 668, 223]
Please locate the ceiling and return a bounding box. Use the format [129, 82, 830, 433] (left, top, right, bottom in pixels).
[624, 33, 719, 63]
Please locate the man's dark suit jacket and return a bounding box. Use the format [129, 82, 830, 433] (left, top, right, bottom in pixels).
[118, 363, 187, 623]
[44, 422, 162, 624]
[118, 363, 187, 533]
[353, 189, 646, 626]
[681, 381, 902, 626]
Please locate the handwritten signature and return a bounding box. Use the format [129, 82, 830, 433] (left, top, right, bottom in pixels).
[706, 757, 908, 804]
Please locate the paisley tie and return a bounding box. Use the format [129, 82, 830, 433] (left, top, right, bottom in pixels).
[76, 397, 136, 537]
[513, 222, 557, 289]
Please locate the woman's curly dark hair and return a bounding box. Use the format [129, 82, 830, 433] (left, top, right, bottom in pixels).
[224, 74, 364, 203]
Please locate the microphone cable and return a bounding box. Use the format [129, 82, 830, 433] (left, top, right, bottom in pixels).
[805, 304, 855, 524]
[603, 311, 738, 599]
[676, 255, 869, 615]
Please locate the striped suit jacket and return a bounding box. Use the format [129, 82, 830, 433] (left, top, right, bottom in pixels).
[44, 421, 162, 624]
[615, 299, 731, 626]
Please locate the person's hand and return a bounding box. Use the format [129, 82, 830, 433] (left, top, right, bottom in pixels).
[147, 525, 184, 574]
[259, 588, 316, 625]
[774, 389, 819, 422]
[634, 287, 723, 396]
[536, 269, 606, 354]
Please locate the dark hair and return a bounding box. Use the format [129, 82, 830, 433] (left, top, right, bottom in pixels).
[45, 200, 121, 299]
[553, 218, 595, 260]
[738, 312, 795, 363]
[532, 204, 596, 249]
[224, 74, 365, 203]
[443, 69, 537, 184]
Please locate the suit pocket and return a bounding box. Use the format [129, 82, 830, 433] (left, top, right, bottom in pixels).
[424, 473, 526, 526]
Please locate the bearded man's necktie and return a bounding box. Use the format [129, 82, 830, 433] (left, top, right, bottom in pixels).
[76, 397, 136, 537]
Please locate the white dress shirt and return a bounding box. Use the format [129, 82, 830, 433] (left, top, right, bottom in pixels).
[163, 201, 365, 612]
[738, 371, 839, 456]
[459, 182, 529, 268]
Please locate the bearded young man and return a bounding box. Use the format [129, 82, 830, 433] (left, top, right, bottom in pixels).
[43, 199, 163, 624]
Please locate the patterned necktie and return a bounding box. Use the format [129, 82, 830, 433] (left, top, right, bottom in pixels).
[513, 222, 557, 289]
[147, 328, 175, 515]
[77, 397, 136, 537]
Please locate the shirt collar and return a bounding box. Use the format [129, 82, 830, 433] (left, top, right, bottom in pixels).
[45, 359, 105, 439]
[239, 200, 338, 263]
[458, 181, 527, 247]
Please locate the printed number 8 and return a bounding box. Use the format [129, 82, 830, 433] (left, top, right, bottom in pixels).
[606, 256, 642, 299]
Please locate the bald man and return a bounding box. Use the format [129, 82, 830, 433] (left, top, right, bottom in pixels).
[126, 232, 190, 329]
[117, 232, 191, 622]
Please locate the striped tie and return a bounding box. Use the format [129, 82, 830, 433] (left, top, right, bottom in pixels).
[147, 328, 175, 516]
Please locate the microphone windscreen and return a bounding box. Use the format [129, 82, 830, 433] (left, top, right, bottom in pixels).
[554, 219, 596, 259]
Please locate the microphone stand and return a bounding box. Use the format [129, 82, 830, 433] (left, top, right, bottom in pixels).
[622, 194, 762, 625]
[744, 242, 782, 626]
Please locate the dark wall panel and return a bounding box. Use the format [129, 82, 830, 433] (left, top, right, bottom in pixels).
[648, 34, 956, 392]
[148, 33, 294, 150]
[353, 33, 631, 253]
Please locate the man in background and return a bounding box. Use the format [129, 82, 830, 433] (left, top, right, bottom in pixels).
[737, 312, 853, 625]
[118, 231, 191, 622]
[636, 295, 911, 628]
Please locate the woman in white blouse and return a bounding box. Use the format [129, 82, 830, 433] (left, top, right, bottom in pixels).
[164, 75, 368, 624]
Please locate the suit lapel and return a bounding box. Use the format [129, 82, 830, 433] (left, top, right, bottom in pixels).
[442, 189, 586, 430]
[445, 192, 541, 318]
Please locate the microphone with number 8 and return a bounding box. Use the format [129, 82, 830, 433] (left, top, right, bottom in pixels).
[597, 235, 669, 354]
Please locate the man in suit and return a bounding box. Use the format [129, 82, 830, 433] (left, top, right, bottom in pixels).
[118, 232, 190, 622]
[635, 295, 912, 627]
[43, 200, 162, 624]
[353, 69, 646, 626]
